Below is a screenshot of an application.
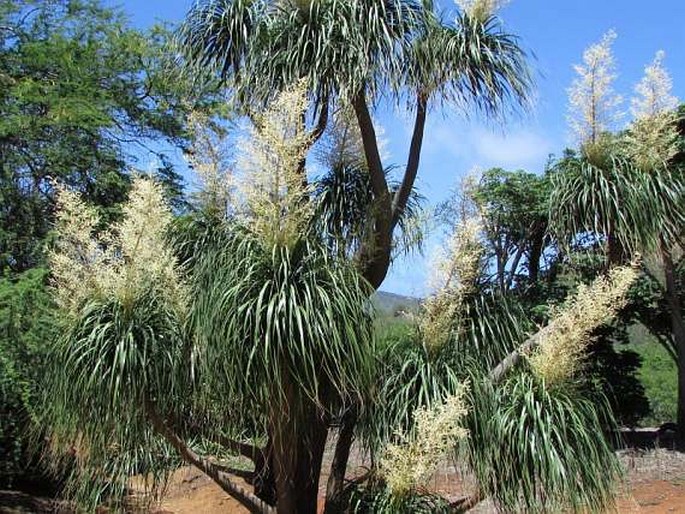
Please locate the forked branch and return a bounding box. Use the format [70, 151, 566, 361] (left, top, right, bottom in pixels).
[145, 401, 275, 514]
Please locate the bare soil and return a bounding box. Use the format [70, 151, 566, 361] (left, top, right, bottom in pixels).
[3, 448, 685, 513]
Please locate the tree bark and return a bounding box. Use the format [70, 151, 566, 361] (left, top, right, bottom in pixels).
[489, 322, 556, 384]
[253, 439, 276, 505]
[269, 376, 329, 514]
[351, 89, 392, 289]
[506, 243, 526, 291]
[391, 92, 427, 229]
[607, 231, 625, 267]
[324, 406, 357, 514]
[528, 221, 545, 284]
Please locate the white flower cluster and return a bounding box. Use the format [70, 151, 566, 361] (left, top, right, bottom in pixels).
[381, 384, 470, 497]
[567, 30, 623, 147]
[454, 0, 509, 20]
[625, 51, 680, 170]
[529, 265, 638, 387]
[632, 51, 679, 120]
[236, 81, 314, 247]
[185, 109, 234, 216]
[50, 178, 186, 316]
[420, 214, 484, 355]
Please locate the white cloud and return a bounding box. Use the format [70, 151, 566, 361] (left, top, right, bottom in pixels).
[417, 115, 557, 176]
[471, 129, 555, 171]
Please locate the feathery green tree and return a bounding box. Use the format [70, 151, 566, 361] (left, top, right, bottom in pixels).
[0, 0, 213, 273]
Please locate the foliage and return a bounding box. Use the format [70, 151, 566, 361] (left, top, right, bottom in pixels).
[0, 1, 223, 489]
[552, 32, 684, 441]
[190, 230, 375, 433]
[0, 268, 56, 485]
[313, 162, 427, 261]
[420, 215, 483, 354]
[356, 259, 631, 511]
[179, 0, 531, 112]
[351, 483, 452, 514]
[550, 147, 683, 262]
[466, 374, 621, 513]
[41, 87, 379, 513]
[179, 0, 532, 296]
[626, 334, 678, 426]
[0, 0, 214, 273]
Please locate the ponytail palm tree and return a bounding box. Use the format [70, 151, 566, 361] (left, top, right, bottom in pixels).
[42, 86, 379, 514]
[179, 0, 532, 289]
[189, 226, 375, 514]
[549, 144, 684, 264]
[179, 4, 531, 499]
[44, 181, 375, 514]
[551, 41, 685, 443]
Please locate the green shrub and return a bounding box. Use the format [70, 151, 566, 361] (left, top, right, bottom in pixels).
[625, 337, 677, 426]
[0, 268, 56, 485]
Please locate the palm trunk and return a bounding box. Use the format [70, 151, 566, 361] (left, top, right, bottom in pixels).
[253, 439, 276, 505]
[528, 222, 545, 284]
[270, 375, 329, 514]
[607, 231, 625, 266]
[352, 89, 392, 290]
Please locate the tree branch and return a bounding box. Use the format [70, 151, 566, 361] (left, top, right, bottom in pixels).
[215, 434, 265, 464]
[351, 90, 388, 199]
[488, 323, 555, 384]
[505, 242, 527, 291]
[308, 95, 329, 146]
[214, 463, 255, 481]
[392, 92, 427, 228]
[145, 401, 275, 514]
[324, 406, 357, 514]
[450, 490, 484, 512]
[352, 89, 392, 289]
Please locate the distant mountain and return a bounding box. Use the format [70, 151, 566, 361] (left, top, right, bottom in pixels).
[372, 290, 421, 317]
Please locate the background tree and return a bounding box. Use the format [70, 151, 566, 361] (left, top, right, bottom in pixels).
[438, 168, 551, 292]
[0, 0, 213, 273]
[0, 268, 56, 486]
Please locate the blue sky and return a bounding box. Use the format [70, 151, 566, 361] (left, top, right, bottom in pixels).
[111, 0, 685, 297]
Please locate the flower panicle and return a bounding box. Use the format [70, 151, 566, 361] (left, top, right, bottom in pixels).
[567, 30, 623, 149]
[529, 264, 639, 387]
[624, 51, 680, 170]
[50, 177, 187, 316]
[454, 0, 509, 21]
[380, 383, 470, 498]
[420, 215, 484, 354]
[236, 81, 314, 247]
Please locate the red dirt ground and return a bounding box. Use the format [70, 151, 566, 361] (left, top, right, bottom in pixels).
[148, 469, 685, 514]
[2, 448, 685, 513]
[151, 447, 685, 514]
